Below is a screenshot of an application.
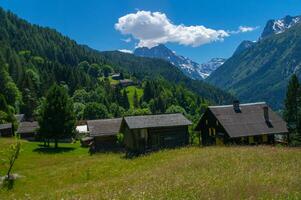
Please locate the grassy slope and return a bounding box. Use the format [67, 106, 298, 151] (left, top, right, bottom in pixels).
[0, 138, 301, 199]
[124, 86, 144, 108]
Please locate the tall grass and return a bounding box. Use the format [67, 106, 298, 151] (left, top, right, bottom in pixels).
[0, 138, 300, 199]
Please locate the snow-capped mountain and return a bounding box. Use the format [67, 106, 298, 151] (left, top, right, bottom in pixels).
[134, 44, 225, 79]
[199, 58, 227, 78]
[261, 15, 301, 39]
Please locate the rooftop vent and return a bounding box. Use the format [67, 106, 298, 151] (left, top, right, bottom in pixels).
[263, 106, 273, 128]
[233, 100, 241, 113]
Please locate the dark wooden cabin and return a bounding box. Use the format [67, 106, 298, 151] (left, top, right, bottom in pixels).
[17, 121, 39, 139]
[120, 113, 192, 153]
[119, 79, 134, 87]
[0, 123, 13, 137]
[87, 118, 122, 150]
[195, 101, 288, 146]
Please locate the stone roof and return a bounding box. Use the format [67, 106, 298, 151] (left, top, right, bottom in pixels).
[124, 113, 192, 129]
[200, 102, 288, 137]
[87, 118, 122, 137]
[17, 121, 39, 134]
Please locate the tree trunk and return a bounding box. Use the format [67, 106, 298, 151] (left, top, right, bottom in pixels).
[54, 138, 58, 148]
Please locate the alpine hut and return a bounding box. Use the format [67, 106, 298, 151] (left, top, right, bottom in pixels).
[0, 123, 13, 137]
[120, 113, 192, 153]
[17, 121, 39, 139]
[195, 101, 288, 145]
[87, 118, 123, 150]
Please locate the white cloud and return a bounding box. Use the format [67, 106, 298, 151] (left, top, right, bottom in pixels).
[115, 11, 229, 48]
[238, 26, 258, 32]
[229, 26, 259, 34]
[121, 37, 132, 43]
[118, 49, 133, 54]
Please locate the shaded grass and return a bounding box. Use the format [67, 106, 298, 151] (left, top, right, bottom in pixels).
[0, 138, 301, 199]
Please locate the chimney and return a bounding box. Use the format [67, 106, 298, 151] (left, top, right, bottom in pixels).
[233, 100, 240, 112]
[263, 106, 269, 122]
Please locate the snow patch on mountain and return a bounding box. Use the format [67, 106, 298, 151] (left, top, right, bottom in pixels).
[261, 15, 301, 38]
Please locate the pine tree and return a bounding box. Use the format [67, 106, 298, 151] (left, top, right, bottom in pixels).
[143, 81, 154, 102]
[122, 89, 130, 110]
[133, 89, 139, 108]
[38, 84, 76, 148]
[283, 74, 301, 145]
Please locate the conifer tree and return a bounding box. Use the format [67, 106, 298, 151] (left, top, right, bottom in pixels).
[39, 84, 76, 148]
[122, 89, 130, 110]
[133, 89, 139, 108]
[283, 74, 301, 144]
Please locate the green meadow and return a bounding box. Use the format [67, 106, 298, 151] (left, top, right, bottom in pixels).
[124, 86, 144, 108]
[0, 138, 301, 199]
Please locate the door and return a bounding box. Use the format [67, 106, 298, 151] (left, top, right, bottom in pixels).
[216, 137, 224, 146]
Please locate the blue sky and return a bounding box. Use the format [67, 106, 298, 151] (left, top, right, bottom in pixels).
[1, 0, 300, 63]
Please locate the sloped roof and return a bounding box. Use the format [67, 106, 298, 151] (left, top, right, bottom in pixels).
[17, 121, 39, 134]
[207, 102, 288, 137]
[124, 113, 192, 129]
[87, 118, 122, 137]
[0, 123, 12, 130]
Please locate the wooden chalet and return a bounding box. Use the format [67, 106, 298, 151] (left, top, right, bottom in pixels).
[119, 79, 134, 87]
[120, 113, 192, 153]
[87, 118, 122, 150]
[0, 123, 13, 137]
[17, 121, 39, 139]
[195, 101, 288, 146]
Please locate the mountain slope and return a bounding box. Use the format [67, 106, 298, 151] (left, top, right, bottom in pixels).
[207, 22, 301, 109]
[134, 44, 225, 79]
[233, 40, 255, 56]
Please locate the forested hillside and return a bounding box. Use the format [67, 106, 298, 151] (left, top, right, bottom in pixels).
[207, 22, 301, 109]
[0, 7, 233, 124]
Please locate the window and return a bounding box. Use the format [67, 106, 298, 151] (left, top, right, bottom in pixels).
[212, 128, 216, 136]
[206, 120, 208, 125]
[208, 128, 211, 136]
[216, 120, 219, 126]
[249, 136, 254, 144]
[262, 135, 268, 142]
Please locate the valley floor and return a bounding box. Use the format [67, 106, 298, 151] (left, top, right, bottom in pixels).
[0, 138, 301, 199]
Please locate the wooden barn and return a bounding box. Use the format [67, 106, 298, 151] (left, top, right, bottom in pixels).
[87, 118, 122, 150]
[0, 123, 13, 137]
[119, 79, 134, 87]
[195, 101, 288, 146]
[121, 113, 192, 153]
[17, 121, 39, 139]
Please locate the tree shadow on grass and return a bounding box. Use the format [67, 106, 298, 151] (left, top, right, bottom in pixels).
[33, 147, 76, 154]
[1, 178, 14, 191]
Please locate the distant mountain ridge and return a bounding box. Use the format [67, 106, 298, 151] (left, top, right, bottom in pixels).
[134, 44, 225, 80]
[261, 15, 301, 39]
[233, 40, 255, 56]
[233, 15, 301, 56]
[207, 16, 301, 109]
